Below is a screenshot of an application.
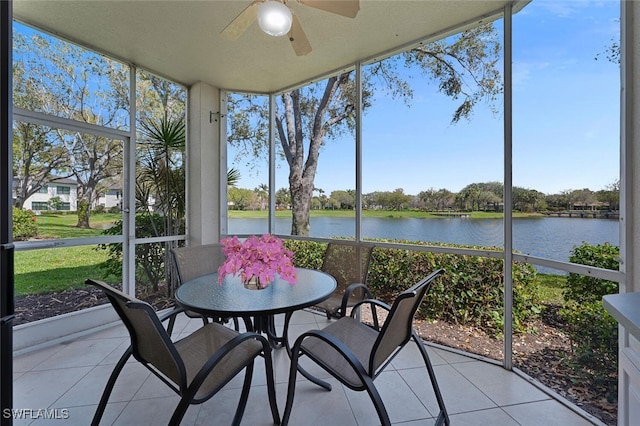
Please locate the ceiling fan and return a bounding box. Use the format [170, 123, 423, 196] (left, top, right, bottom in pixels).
[221, 0, 360, 56]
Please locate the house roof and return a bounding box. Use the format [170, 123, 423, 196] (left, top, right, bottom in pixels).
[13, 0, 529, 94]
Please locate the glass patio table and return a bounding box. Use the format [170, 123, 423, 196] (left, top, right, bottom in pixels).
[175, 267, 337, 350]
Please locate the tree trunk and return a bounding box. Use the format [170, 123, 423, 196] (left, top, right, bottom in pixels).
[290, 173, 313, 236]
[76, 200, 90, 228]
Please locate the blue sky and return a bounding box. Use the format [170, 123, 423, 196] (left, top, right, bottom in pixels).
[230, 0, 620, 196]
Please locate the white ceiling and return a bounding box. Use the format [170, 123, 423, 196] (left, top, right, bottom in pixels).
[13, 0, 529, 93]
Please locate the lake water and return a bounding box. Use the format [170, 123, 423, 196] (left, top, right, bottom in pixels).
[229, 216, 620, 265]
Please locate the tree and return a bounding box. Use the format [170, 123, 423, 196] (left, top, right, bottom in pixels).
[228, 23, 502, 235]
[572, 188, 596, 210]
[228, 187, 255, 211]
[13, 30, 129, 227]
[513, 187, 545, 212]
[387, 188, 412, 211]
[275, 187, 291, 210]
[12, 59, 73, 208]
[66, 129, 124, 228]
[314, 187, 326, 209]
[458, 183, 482, 211]
[48, 196, 64, 211]
[331, 190, 355, 209]
[596, 180, 619, 211]
[13, 28, 187, 229]
[254, 183, 268, 210]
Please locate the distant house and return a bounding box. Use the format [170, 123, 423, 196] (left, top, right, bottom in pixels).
[96, 184, 122, 210]
[15, 177, 78, 212]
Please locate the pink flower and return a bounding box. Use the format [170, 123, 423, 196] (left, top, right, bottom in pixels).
[217, 234, 297, 286]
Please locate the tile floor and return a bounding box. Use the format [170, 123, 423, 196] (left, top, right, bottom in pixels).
[13, 309, 604, 425]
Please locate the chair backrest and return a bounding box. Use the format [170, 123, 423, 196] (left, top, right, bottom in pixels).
[320, 243, 373, 296]
[170, 243, 225, 284]
[86, 279, 186, 388]
[370, 269, 445, 372]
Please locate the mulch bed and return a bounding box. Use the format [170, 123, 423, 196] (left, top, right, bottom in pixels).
[415, 305, 617, 426]
[14, 291, 616, 425]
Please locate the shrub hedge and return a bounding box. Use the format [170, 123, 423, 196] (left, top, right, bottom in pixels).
[560, 242, 619, 401]
[284, 238, 541, 337]
[13, 208, 38, 240]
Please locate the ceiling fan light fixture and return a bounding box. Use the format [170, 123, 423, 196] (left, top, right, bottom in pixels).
[258, 1, 293, 37]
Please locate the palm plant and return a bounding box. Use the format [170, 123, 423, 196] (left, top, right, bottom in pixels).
[137, 116, 186, 291]
[227, 167, 240, 187]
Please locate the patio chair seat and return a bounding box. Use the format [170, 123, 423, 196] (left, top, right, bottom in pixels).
[174, 323, 262, 400]
[300, 316, 378, 388]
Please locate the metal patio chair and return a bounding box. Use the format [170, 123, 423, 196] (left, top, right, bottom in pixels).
[315, 242, 374, 319]
[282, 269, 449, 426]
[86, 279, 280, 426]
[169, 243, 239, 332]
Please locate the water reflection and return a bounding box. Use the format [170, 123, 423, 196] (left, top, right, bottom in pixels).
[229, 216, 619, 264]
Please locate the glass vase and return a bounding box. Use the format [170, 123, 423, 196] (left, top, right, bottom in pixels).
[243, 276, 267, 290]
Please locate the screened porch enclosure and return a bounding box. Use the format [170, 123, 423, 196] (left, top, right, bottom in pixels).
[3, 1, 640, 425]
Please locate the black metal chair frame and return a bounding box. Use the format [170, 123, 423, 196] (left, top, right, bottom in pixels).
[282, 269, 449, 426]
[316, 242, 374, 319]
[86, 279, 280, 426]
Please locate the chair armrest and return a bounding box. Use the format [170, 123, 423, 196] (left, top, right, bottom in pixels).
[158, 306, 186, 322]
[293, 328, 371, 380]
[158, 306, 188, 336]
[350, 299, 391, 331]
[338, 283, 373, 317]
[190, 330, 270, 392]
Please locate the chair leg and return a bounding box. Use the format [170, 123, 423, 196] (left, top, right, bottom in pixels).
[412, 330, 449, 426]
[281, 343, 302, 425]
[166, 314, 177, 336]
[231, 361, 255, 426]
[91, 347, 132, 426]
[169, 396, 192, 426]
[363, 376, 391, 426]
[262, 348, 281, 425]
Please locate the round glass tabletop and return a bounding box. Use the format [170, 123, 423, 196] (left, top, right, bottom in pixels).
[175, 267, 337, 317]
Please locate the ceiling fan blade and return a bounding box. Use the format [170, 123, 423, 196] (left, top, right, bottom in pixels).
[297, 0, 360, 18]
[220, 1, 262, 40]
[289, 13, 312, 56]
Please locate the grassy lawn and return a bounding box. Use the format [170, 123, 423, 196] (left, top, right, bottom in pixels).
[16, 212, 120, 295]
[36, 212, 119, 238]
[14, 246, 116, 296]
[534, 273, 566, 305]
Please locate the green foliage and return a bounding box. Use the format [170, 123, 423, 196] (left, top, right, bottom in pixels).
[13, 208, 38, 240]
[564, 242, 619, 304]
[534, 274, 566, 305]
[48, 196, 64, 211]
[287, 238, 541, 336]
[98, 213, 167, 291]
[560, 242, 619, 400]
[560, 301, 618, 400]
[283, 239, 325, 269]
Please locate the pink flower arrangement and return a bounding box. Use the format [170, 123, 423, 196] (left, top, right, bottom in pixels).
[217, 234, 297, 287]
